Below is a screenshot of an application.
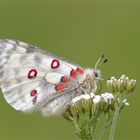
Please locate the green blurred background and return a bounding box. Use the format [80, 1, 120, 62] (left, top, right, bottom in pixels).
[0, 1, 139, 140]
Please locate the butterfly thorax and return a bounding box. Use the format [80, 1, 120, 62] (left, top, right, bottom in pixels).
[77, 69, 100, 94]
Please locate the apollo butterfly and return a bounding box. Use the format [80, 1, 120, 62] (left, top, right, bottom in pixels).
[0, 39, 106, 116]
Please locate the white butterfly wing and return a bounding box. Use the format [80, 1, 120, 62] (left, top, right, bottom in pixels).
[41, 90, 77, 117]
[0, 39, 85, 114]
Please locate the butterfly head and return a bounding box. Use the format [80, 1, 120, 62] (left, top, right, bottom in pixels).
[84, 53, 108, 81]
[81, 55, 107, 93]
[85, 69, 101, 80]
[93, 69, 101, 79]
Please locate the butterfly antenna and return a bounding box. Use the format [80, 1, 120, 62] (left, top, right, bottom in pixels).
[95, 54, 105, 69]
[97, 59, 108, 68]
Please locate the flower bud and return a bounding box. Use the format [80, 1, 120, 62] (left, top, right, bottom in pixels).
[106, 75, 136, 94]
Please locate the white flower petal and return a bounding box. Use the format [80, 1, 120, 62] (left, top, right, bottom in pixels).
[72, 95, 83, 103]
[101, 93, 114, 104]
[124, 102, 130, 106]
[90, 92, 95, 98]
[111, 76, 115, 80]
[82, 94, 91, 100]
[93, 95, 101, 104]
[120, 75, 126, 80]
[123, 99, 130, 106]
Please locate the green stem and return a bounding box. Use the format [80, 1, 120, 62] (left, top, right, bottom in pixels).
[90, 113, 102, 140]
[91, 120, 97, 140]
[96, 116, 113, 140]
[109, 101, 123, 140]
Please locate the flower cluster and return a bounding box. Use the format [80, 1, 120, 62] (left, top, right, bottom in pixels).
[107, 75, 136, 94]
[63, 75, 136, 140]
[64, 92, 115, 120]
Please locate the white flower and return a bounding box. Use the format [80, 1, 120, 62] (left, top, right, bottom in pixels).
[118, 79, 121, 83]
[129, 79, 136, 85]
[101, 93, 114, 104]
[111, 76, 115, 80]
[106, 75, 136, 93]
[123, 99, 130, 106]
[107, 79, 113, 84]
[93, 95, 101, 104]
[120, 75, 126, 80]
[72, 95, 83, 104]
[90, 92, 95, 98]
[82, 94, 91, 100]
[72, 94, 91, 104]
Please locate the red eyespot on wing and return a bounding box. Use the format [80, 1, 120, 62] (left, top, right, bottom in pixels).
[28, 69, 37, 79]
[76, 68, 84, 75]
[61, 76, 70, 83]
[55, 84, 68, 91]
[51, 59, 60, 69]
[70, 69, 77, 78]
[30, 90, 37, 97]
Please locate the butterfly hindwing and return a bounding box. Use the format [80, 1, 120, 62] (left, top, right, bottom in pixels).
[0, 39, 85, 114]
[40, 90, 77, 117]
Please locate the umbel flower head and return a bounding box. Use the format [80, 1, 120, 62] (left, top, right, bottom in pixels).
[63, 92, 117, 140]
[106, 75, 136, 94]
[64, 92, 115, 121]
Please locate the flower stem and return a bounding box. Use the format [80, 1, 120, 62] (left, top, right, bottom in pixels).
[96, 116, 112, 140]
[109, 100, 123, 140]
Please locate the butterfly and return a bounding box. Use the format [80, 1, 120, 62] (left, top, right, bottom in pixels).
[0, 39, 107, 117]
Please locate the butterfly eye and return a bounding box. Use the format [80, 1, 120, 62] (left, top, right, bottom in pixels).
[94, 72, 98, 77]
